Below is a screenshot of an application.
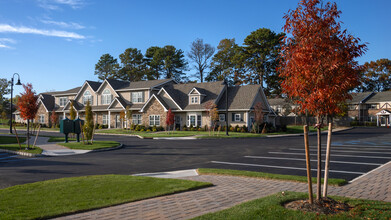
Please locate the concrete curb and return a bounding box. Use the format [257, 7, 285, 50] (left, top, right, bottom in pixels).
[90, 144, 124, 152]
[133, 169, 199, 179]
[0, 148, 41, 157]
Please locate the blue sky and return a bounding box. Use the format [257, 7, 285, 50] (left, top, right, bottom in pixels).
[1, 0, 390, 96]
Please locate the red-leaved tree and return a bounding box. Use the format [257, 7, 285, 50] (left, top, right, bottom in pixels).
[253, 102, 264, 133]
[50, 110, 58, 128]
[279, 0, 367, 201]
[18, 83, 39, 149]
[166, 108, 175, 134]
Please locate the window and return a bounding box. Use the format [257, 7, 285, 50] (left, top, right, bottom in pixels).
[235, 114, 241, 122]
[39, 115, 45, 124]
[59, 97, 68, 106]
[102, 114, 108, 125]
[132, 92, 144, 103]
[132, 114, 142, 125]
[149, 115, 160, 126]
[219, 114, 225, 122]
[83, 90, 93, 105]
[368, 104, 377, 109]
[187, 114, 201, 127]
[101, 89, 113, 105]
[190, 96, 199, 104]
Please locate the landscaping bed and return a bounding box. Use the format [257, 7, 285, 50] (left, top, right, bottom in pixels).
[197, 168, 348, 186]
[0, 175, 212, 219]
[0, 136, 26, 144]
[193, 191, 391, 219]
[0, 144, 42, 154]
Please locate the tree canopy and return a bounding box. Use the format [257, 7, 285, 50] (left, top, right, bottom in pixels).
[117, 48, 147, 82]
[187, 38, 215, 82]
[94, 54, 119, 81]
[357, 58, 391, 92]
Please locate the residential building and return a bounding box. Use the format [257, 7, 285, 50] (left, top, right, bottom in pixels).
[14, 79, 274, 130]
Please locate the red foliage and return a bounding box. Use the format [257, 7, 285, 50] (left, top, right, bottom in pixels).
[166, 108, 175, 126]
[50, 110, 58, 125]
[17, 83, 39, 120]
[278, 0, 367, 117]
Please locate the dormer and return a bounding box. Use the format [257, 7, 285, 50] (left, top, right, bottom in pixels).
[188, 88, 204, 105]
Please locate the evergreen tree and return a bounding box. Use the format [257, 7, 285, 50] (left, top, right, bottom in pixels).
[69, 101, 76, 120]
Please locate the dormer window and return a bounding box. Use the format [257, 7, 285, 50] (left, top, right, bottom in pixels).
[190, 96, 199, 104]
[101, 89, 113, 105]
[83, 90, 93, 105]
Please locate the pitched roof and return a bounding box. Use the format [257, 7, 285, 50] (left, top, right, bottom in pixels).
[217, 84, 261, 110]
[116, 78, 173, 90]
[43, 86, 81, 96]
[39, 94, 55, 111]
[268, 98, 288, 106]
[86, 80, 102, 91]
[366, 91, 391, 103]
[162, 81, 225, 110]
[347, 92, 374, 104]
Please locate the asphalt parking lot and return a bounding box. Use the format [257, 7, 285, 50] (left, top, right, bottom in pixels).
[206, 130, 391, 181]
[0, 127, 390, 188]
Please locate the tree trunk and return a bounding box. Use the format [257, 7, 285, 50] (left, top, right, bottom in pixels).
[26, 119, 30, 150]
[316, 115, 322, 200]
[323, 123, 332, 197]
[303, 125, 313, 204]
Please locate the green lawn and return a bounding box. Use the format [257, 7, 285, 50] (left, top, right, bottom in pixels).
[58, 140, 120, 150]
[198, 168, 348, 186]
[0, 144, 43, 154]
[0, 175, 212, 220]
[193, 191, 391, 219]
[48, 136, 77, 142]
[0, 136, 26, 144]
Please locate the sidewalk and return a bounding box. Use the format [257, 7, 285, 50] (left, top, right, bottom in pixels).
[32, 136, 91, 156]
[55, 161, 391, 220]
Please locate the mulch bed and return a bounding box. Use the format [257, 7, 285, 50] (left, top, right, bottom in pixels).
[284, 197, 352, 215]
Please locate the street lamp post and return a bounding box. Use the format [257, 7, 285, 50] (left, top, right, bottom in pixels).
[224, 80, 229, 136]
[9, 73, 22, 134]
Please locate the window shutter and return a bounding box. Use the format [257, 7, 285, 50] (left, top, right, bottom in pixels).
[241, 113, 244, 122]
[142, 92, 145, 102]
[101, 95, 103, 105]
[232, 113, 235, 122]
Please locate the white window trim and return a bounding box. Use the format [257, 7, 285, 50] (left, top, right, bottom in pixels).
[189, 96, 200, 104]
[187, 114, 202, 127]
[149, 115, 160, 126]
[39, 114, 45, 124]
[132, 92, 144, 103]
[101, 89, 112, 105]
[83, 90, 93, 105]
[132, 114, 142, 125]
[219, 114, 225, 122]
[59, 97, 68, 107]
[102, 114, 108, 125]
[235, 113, 241, 122]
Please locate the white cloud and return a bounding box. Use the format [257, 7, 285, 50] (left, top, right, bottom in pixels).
[0, 38, 16, 49]
[37, 0, 85, 10]
[40, 19, 85, 29]
[0, 24, 85, 39]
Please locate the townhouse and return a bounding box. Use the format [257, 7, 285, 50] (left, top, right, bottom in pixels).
[14, 78, 274, 130]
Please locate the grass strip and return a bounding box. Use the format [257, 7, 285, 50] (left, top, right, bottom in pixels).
[0, 144, 42, 154]
[48, 136, 77, 142]
[0, 175, 212, 219]
[0, 136, 26, 144]
[197, 168, 348, 186]
[192, 191, 391, 219]
[57, 141, 120, 150]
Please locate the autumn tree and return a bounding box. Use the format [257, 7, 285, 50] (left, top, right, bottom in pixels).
[50, 110, 58, 128]
[253, 102, 264, 133]
[358, 58, 391, 92]
[279, 0, 367, 201]
[17, 83, 39, 149]
[119, 110, 125, 129]
[165, 108, 175, 134]
[69, 101, 76, 120]
[204, 100, 218, 135]
[83, 101, 94, 144]
[94, 53, 119, 81]
[187, 38, 215, 82]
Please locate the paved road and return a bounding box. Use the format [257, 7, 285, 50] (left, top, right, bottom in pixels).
[0, 127, 390, 189]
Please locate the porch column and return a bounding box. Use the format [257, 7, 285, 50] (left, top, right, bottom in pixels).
[389, 115, 391, 127]
[108, 111, 111, 128]
[377, 115, 379, 126]
[63, 112, 65, 118]
[245, 112, 250, 129]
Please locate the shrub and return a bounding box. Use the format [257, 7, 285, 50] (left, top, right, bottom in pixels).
[157, 126, 164, 131]
[176, 127, 180, 131]
[146, 129, 151, 132]
[230, 126, 235, 132]
[135, 125, 140, 131]
[140, 128, 145, 132]
[130, 123, 135, 130]
[152, 127, 157, 132]
[198, 128, 203, 131]
[236, 127, 241, 132]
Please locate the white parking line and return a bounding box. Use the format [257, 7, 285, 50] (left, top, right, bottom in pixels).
[309, 147, 391, 152]
[268, 152, 391, 159]
[211, 161, 365, 174]
[330, 144, 391, 148]
[244, 156, 382, 166]
[349, 161, 391, 183]
[288, 148, 391, 154]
